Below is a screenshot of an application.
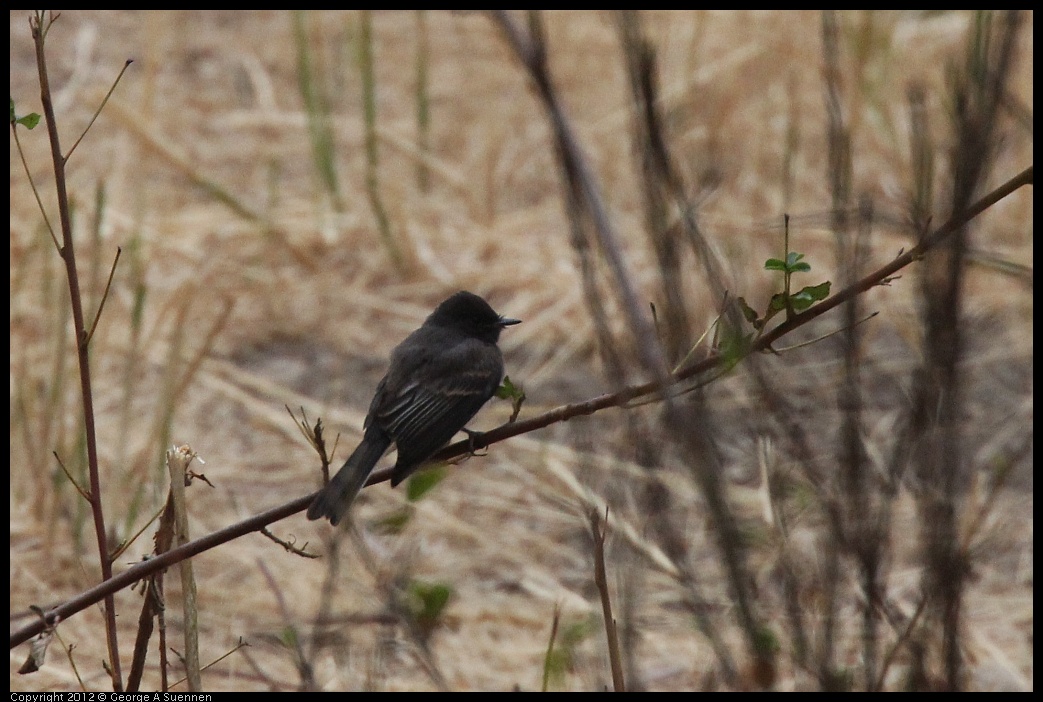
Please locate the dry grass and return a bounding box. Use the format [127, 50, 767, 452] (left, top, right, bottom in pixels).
[9, 10, 1032, 691]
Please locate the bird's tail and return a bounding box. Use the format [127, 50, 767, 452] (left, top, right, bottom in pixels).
[306, 429, 391, 525]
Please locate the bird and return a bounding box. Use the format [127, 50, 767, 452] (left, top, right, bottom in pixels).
[307, 290, 521, 525]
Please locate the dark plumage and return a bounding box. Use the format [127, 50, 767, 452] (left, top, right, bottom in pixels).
[307, 291, 520, 525]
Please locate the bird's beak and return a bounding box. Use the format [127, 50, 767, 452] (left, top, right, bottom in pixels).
[499, 316, 522, 327]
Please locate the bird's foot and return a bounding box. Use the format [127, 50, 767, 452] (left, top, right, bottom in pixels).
[461, 428, 487, 457]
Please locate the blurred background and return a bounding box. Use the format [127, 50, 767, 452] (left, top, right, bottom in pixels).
[9, 10, 1032, 691]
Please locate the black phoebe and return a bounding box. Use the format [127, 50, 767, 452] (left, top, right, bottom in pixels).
[307, 290, 521, 525]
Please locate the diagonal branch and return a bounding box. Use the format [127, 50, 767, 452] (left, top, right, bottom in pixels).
[10, 162, 1032, 653]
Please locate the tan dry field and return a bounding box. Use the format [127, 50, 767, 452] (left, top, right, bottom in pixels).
[10, 10, 1032, 692]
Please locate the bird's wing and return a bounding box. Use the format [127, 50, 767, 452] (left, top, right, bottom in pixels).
[376, 343, 502, 480]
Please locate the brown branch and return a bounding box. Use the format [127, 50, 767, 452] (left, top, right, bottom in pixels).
[590, 508, 625, 692]
[30, 11, 123, 690]
[491, 10, 672, 386]
[11, 494, 314, 648]
[9, 164, 1032, 652]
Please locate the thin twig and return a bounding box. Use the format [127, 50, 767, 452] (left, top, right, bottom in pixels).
[590, 508, 625, 692]
[541, 603, 562, 692]
[84, 246, 121, 346]
[64, 59, 133, 162]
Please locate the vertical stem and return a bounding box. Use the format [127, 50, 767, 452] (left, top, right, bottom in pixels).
[167, 447, 201, 690]
[31, 12, 123, 690]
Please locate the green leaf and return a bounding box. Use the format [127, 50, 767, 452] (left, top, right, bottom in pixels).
[561, 617, 596, 646]
[807, 281, 831, 299]
[495, 374, 523, 401]
[716, 321, 754, 370]
[407, 579, 454, 634]
[736, 296, 759, 325]
[766, 252, 811, 274]
[10, 100, 40, 129]
[789, 281, 831, 310]
[754, 626, 781, 655]
[406, 464, 447, 501]
[767, 292, 789, 314]
[280, 626, 300, 648]
[543, 646, 570, 689]
[375, 508, 412, 534]
[496, 374, 526, 422]
[17, 113, 41, 129]
[543, 616, 596, 690]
